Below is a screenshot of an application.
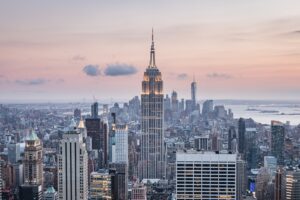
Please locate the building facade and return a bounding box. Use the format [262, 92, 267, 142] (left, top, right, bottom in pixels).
[57, 120, 88, 200]
[176, 151, 238, 200]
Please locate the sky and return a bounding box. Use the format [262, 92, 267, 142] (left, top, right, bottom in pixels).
[1, 0, 300, 103]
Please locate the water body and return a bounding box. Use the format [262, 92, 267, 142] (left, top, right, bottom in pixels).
[214, 100, 300, 125]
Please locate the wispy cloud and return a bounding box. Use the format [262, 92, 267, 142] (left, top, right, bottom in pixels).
[104, 63, 137, 76]
[72, 55, 86, 61]
[177, 73, 188, 80]
[15, 78, 49, 86]
[207, 73, 233, 79]
[83, 65, 101, 76]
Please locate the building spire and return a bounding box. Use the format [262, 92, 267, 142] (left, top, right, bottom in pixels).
[149, 28, 156, 68]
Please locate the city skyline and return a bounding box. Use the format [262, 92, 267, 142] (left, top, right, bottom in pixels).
[1, 1, 300, 102]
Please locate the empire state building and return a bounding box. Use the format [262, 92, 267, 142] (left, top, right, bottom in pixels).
[139, 30, 166, 179]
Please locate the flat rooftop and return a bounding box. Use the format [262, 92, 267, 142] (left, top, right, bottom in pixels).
[176, 151, 237, 162]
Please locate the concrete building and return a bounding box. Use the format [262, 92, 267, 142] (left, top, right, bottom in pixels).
[176, 151, 239, 200]
[57, 119, 88, 200]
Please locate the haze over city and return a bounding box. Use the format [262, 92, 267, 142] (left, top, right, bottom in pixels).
[1, 0, 300, 102]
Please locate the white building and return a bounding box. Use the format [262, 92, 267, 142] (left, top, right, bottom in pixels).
[58, 119, 88, 200]
[114, 124, 128, 165]
[176, 151, 239, 200]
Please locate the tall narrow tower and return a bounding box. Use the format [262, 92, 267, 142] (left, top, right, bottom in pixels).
[139, 30, 166, 179]
[191, 75, 197, 110]
[58, 119, 88, 200]
[19, 130, 43, 200]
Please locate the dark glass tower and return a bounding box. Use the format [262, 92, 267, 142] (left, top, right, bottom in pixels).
[238, 118, 246, 155]
[139, 30, 166, 179]
[271, 120, 285, 166]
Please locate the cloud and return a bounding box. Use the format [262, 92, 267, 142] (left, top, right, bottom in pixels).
[15, 78, 49, 86]
[56, 79, 64, 83]
[72, 55, 86, 61]
[83, 65, 101, 76]
[207, 73, 233, 79]
[104, 63, 137, 76]
[177, 73, 188, 80]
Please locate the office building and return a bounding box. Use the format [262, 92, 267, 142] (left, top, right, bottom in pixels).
[139, 30, 166, 179]
[109, 163, 128, 200]
[194, 136, 209, 151]
[285, 168, 300, 200]
[91, 102, 99, 119]
[271, 121, 285, 166]
[57, 120, 88, 200]
[114, 124, 128, 165]
[202, 100, 213, 117]
[90, 170, 112, 200]
[238, 118, 246, 155]
[264, 156, 277, 175]
[228, 126, 236, 152]
[176, 151, 238, 200]
[85, 118, 108, 168]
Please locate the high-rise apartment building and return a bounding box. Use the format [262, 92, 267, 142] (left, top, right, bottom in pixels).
[139, 30, 166, 179]
[176, 151, 239, 200]
[57, 120, 88, 200]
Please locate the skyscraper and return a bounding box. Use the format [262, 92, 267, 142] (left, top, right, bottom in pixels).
[228, 126, 236, 152]
[91, 102, 99, 119]
[202, 100, 213, 117]
[271, 120, 285, 166]
[58, 120, 88, 200]
[139, 30, 166, 179]
[191, 76, 197, 110]
[20, 130, 43, 200]
[109, 163, 128, 200]
[238, 118, 246, 155]
[85, 107, 109, 169]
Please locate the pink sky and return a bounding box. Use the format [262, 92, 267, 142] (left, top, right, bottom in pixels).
[1, 0, 300, 102]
